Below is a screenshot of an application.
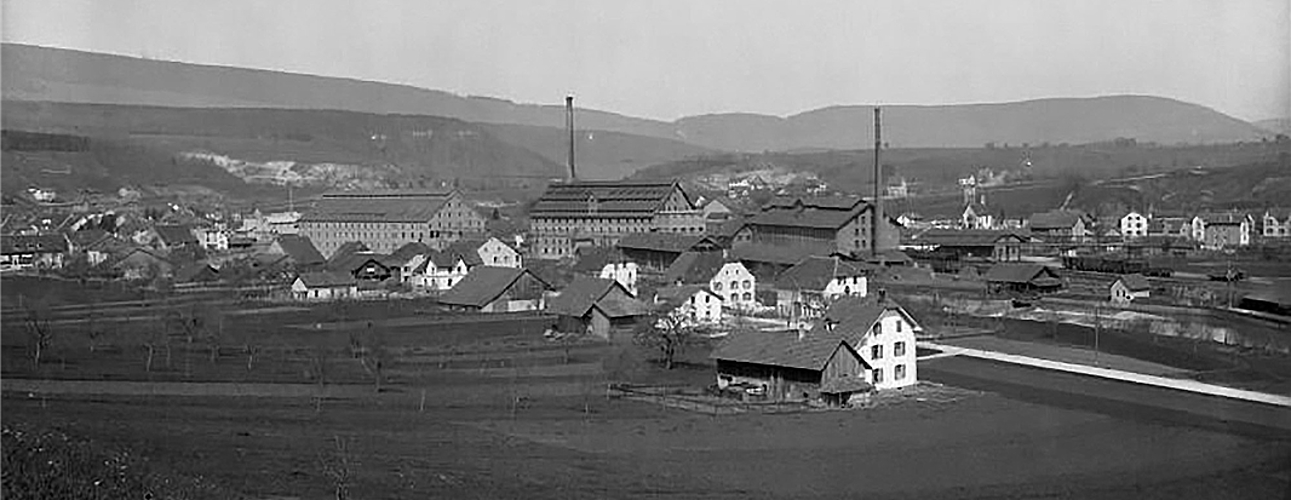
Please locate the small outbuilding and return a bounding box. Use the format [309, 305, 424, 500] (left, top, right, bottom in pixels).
[1109, 274, 1150, 304]
[711, 328, 873, 406]
[983, 263, 1063, 295]
[291, 271, 358, 301]
[547, 276, 648, 340]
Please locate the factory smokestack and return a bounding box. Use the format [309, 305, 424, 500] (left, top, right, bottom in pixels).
[566, 95, 577, 180]
[872, 107, 883, 257]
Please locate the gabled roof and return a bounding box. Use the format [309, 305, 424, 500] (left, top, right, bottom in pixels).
[109, 247, 171, 268]
[1028, 210, 1086, 230]
[654, 284, 720, 305]
[820, 296, 923, 343]
[273, 235, 325, 266]
[68, 229, 111, 249]
[774, 256, 870, 291]
[663, 251, 728, 284]
[326, 252, 394, 274]
[297, 271, 357, 288]
[529, 180, 688, 218]
[616, 233, 719, 253]
[155, 225, 198, 246]
[390, 241, 434, 263]
[1200, 212, 1248, 225]
[300, 190, 457, 223]
[439, 266, 550, 308]
[1, 233, 69, 255]
[548, 276, 630, 317]
[983, 263, 1061, 285]
[572, 246, 619, 274]
[444, 238, 486, 266]
[913, 229, 1027, 247]
[711, 328, 870, 372]
[174, 262, 220, 283]
[327, 241, 370, 266]
[1116, 274, 1150, 291]
[729, 243, 823, 266]
[749, 196, 869, 230]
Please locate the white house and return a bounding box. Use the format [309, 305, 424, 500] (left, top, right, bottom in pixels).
[199, 228, 230, 251]
[961, 203, 994, 230]
[291, 271, 357, 301]
[475, 237, 522, 267]
[599, 261, 639, 297]
[1190, 216, 1207, 242]
[709, 261, 757, 309]
[821, 297, 921, 390]
[773, 256, 869, 320]
[654, 285, 724, 324]
[1119, 211, 1149, 239]
[407, 252, 471, 291]
[1110, 274, 1150, 304]
[1263, 209, 1290, 238]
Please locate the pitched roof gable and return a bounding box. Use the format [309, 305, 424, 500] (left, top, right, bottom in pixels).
[547, 276, 625, 317]
[297, 271, 357, 288]
[774, 256, 869, 291]
[439, 266, 548, 307]
[663, 251, 729, 284]
[711, 328, 870, 372]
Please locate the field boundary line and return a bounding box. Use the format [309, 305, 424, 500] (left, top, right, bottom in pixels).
[919, 341, 1291, 408]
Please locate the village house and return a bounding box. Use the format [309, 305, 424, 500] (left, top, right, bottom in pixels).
[547, 276, 648, 340]
[438, 266, 554, 313]
[772, 256, 870, 321]
[983, 263, 1063, 295]
[174, 262, 221, 285]
[291, 271, 358, 301]
[405, 251, 471, 291]
[299, 189, 486, 258]
[599, 261, 639, 297]
[1149, 214, 1192, 239]
[110, 247, 173, 280]
[1200, 212, 1251, 248]
[1027, 210, 1091, 242]
[528, 180, 703, 259]
[265, 234, 327, 269]
[0, 233, 70, 271]
[819, 296, 921, 391]
[1109, 274, 1150, 304]
[198, 227, 230, 251]
[653, 285, 724, 325]
[737, 195, 899, 257]
[664, 252, 758, 309]
[961, 201, 994, 230]
[615, 232, 723, 272]
[1119, 211, 1149, 239]
[906, 229, 1027, 265]
[445, 237, 522, 268]
[1261, 209, 1290, 239]
[146, 224, 201, 251]
[711, 329, 873, 405]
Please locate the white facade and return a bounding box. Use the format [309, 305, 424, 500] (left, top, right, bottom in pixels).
[408, 256, 470, 291]
[1190, 216, 1206, 242]
[709, 262, 756, 308]
[1263, 211, 1290, 238]
[660, 289, 723, 325]
[290, 279, 356, 301]
[822, 275, 868, 301]
[852, 309, 919, 390]
[477, 237, 522, 267]
[600, 262, 639, 297]
[1119, 212, 1149, 239]
[199, 228, 230, 251]
[1110, 280, 1150, 304]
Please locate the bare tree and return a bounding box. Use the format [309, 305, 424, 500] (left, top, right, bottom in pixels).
[317, 435, 355, 500]
[24, 301, 54, 368]
[633, 304, 706, 370]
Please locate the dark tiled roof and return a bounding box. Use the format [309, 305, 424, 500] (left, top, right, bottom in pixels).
[297, 271, 357, 288]
[444, 239, 486, 266]
[1201, 212, 1249, 225]
[530, 180, 688, 218]
[1, 234, 68, 254]
[572, 246, 619, 274]
[274, 235, 325, 266]
[548, 276, 623, 317]
[155, 225, 197, 246]
[390, 241, 434, 263]
[653, 284, 717, 306]
[327, 241, 370, 266]
[326, 253, 393, 274]
[300, 190, 456, 223]
[765, 195, 862, 211]
[1117, 274, 1150, 291]
[983, 263, 1061, 285]
[174, 262, 219, 283]
[596, 293, 649, 318]
[913, 229, 1026, 246]
[711, 329, 862, 372]
[616, 233, 716, 253]
[439, 267, 548, 308]
[1028, 210, 1086, 230]
[663, 251, 728, 284]
[774, 256, 870, 291]
[729, 243, 820, 266]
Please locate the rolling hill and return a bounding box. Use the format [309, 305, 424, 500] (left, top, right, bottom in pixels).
[3, 43, 1272, 153]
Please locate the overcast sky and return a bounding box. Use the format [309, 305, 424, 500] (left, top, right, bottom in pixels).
[3, 0, 1288, 121]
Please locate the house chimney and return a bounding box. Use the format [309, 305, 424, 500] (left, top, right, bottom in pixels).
[878, 288, 887, 303]
[566, 95, 577, 181]
[872, 107, 883, 257]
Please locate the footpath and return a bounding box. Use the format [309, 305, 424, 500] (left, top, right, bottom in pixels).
[918, 341, 1291, 408]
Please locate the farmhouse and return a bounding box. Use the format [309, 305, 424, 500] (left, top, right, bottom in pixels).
[599, 261, 639, 296]
[1150, 214, 1192, 239]
[0, 233, 69, 271]
[711, 329, 873, 405]
[728, 243, 816, 281]
[664, 252, 758, 309]
[772, 256, 870, 319]
[299, 189, 486, 257]
[438, 267, 553, 313]
[1027, 210, 1091, 242]
[819, 296, 921, 390]
[653, 284, 724, 324]
[1119, 211, 1149, 239]
[405, 251, 471, 290]
[446, 237, 522, 268]
[291, 271, 358, 300]
[1261, 209, 1290, 239]
[1200, 212, 1251, 248]
[983, 263, 1063, 295]
[109, 247, 172, 280]
[528, 180, 703, 259]
[174, 262, 220, 284]
[615, 232, 722, 272]
[740, 195, 899, 257]
[548, 276, 648, 340]
[1109, 274, 1150, 304]
[908, 229, 1026, 263]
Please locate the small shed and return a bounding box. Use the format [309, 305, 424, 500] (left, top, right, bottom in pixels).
[438, 266, 553, 313]
[983, 263, 1063, 295]
[1109, 274, 1150, 304]
[711, 329, 873, 406]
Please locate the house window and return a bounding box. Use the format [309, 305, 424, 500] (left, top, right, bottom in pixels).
[895, 364, 906, 380]
[874, 322, 882, 335]
[874, 368, 884, 383]
[743, 280, 751, 289]
[730, 281, 738, 290]
[742, 292, 751, 301]
[896, 321, 902, 333]
[894, 341, 906, 357]
[871, 345, 883, 359]
[714, 282, 723, 291]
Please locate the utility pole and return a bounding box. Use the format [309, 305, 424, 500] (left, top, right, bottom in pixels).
[566, 95, 577, 181]
[1093, 302, 1101, 366]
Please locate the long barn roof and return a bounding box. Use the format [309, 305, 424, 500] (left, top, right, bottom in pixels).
[300, 190, 457, 223]
[529, 180, 688, 218]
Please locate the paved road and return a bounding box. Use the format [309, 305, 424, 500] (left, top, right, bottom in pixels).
[920, 355, 1291, 439]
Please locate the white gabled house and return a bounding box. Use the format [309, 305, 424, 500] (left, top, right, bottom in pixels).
[407, 251, 472, 291]
[1110, 274, 1150, 304]
[291, 271, 358, 301]
[1119, 211, 1149, 239]
[653, 285, 724, 325]
[600, 261, 639, 297]
[664, 252, 758, 310]
[820, 297, 921, 390]
[772, 256, 869, 321]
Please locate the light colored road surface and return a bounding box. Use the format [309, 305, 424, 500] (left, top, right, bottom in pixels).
[934, 335, 1192, 376]
[920, 341, 1291, 408]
